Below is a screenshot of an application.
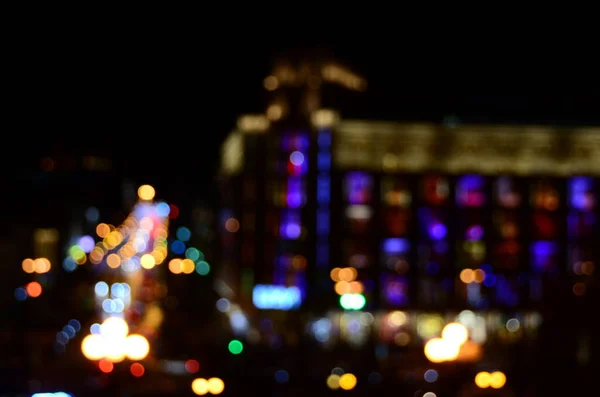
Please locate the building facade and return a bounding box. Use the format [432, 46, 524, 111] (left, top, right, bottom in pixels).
[216, 61, 600, 394]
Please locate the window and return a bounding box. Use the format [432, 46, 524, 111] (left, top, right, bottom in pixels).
[344, 205, 373, 234]
[493, 241, 521, 270]
[456, 175, 486, 207]
[530, 241, 559, 273]
[382, 208, 410, 237]
[531, 212, 559, 240]
[530, 180, 559, 211]
[495, 176, 521, 208]
[381, 238, 410, 274]
[381, 275, 409, 306]
[381, 177, 411, 207]
[342, 241, 372, 269]
[344, 172, 373, 204]
[279, 210, 302, 240]
[494, 275, 520, 307]
[568, 177, 596, 211]
[418, 208, 448, 241]
[492, 211, 520, 239]
[421, 175, 449, 205]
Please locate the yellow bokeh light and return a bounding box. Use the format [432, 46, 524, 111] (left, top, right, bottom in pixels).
[192, 378, 209, 395]
[207, 378, 225, 395]
[138, 185, 156, 201]
[140, 254, 156, 269]
[326, 374, 340, 390]
[169, 259, 183, 274]
[475, 371, 491, 388]
[81, 334, 105, 360]
[104, 338, 127, 362]
[101, 317, 129, 339]
[489, 371, 506, 389]
[181, 259, 195, 274]
[22, 258, 35, 273]
[34, 258, 51, 273]
[125, 334, 150, 361]
[424, 337, 460, 363]
[388, 311, 407, 327]
[339, 373, 357, 390]
[441, 322, 469, 346]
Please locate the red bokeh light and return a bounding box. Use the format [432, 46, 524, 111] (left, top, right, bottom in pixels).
[130, 362, 145, 377]
[185, 359, 200, 374]
[169, 204, 179, 219]
[99, 359, 113, 373]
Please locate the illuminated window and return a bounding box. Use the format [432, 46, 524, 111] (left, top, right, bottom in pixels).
[530, 180, 559, 211]
[456, 241, 486, 269]
[381, 178, 411, 207]
[279, 210, 302, 239]
[317, 175, 330, 204]
[567, 212, 596, 239]
[317, 210, 330, 236]
[382, 208, 410, 237]
[274, 253, 307, 287]
[281, 134, 310, 152]
[492, 211, 520, 239]
[344, 205, 372, 234]
[421, 175, 449, 205]
[418, 208, 448, 241]
[493, 241, 521, 270]
[568, 246, 595, 275]
[381, 238, 410, 274]
[343, 241, 372, 269]
[456, 175, 486, 207]
[495, 176, 521, 208]
[494, 275, 520, 307]
[417, 241, 450, 276]
[381, 275, 408, 306]
[457, 212, 485, 241]
[531, 212, 559, 240]
[530, 241, 559, 273]
[344, 172, 373, 204]
[568, 177, 596, 211]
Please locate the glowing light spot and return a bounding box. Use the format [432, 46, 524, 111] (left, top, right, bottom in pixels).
[225, 218, 240, 232]
[140, 254, 156, 269]
[22, 258, 35, 273]
[26, 282, 42, 298]
[228, 339, 243, 354]
[130, 362, 145, 377]
[339, 373, 357, 390]
[138, 185, 156, 201]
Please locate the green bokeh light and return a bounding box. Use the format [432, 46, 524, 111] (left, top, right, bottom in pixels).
[228, 339, 243, 354]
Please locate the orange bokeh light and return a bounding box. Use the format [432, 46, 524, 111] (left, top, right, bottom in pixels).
[26, 282, 42, 298]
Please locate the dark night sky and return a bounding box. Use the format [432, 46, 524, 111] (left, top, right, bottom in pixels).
[6, 37, 600, 205]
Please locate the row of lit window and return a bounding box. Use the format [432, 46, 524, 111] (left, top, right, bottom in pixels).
[344, 173, 597, 211]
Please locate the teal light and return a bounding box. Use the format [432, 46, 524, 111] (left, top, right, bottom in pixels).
[196, 261, 210, 275]
[185, 247, 200, 262]
[340, 293, 366, 310]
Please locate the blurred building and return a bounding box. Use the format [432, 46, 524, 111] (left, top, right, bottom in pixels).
[216, 60, 600, 394]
